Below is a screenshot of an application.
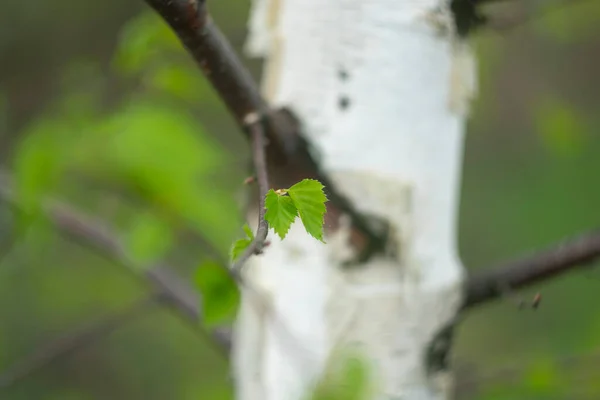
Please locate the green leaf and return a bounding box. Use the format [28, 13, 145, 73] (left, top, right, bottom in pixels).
[264, 189, 298, 240]
[194, 261, 240, 327]
[230, 224, 255, 262]
[287, 179, 328, 242]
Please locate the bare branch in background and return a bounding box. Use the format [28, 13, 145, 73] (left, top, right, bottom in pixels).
[0, 295, 161, 389]
[230, 115, 269, 274]
[464, 230, 600, 310]
[44, 204, 205, 323]
[0, 173, 231, 345]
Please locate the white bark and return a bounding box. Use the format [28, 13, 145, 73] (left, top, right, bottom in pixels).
[234, 0, 477, 399]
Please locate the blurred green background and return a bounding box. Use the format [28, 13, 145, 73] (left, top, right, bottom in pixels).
[0, 0, 599, 399]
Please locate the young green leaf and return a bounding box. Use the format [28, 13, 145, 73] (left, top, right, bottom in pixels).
[230, 224, 254, 262]
[194, 261, 240, 327]
[287, 179, 328, 242]
[264, 189, 298, 240]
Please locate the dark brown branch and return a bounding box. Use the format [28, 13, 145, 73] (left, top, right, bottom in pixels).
[143, 0, 294, 156]
[0, 294, 161, 388]
[231, 115, 269, 274]
[464, 230, 600, 310]
[143, 0, 262, 118]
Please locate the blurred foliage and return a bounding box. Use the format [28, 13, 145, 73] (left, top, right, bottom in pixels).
[534, 95, 588, 158]
[309, 349, 372, 400]
[125, 210, 173, 266]
[457, 0, 600, 398]
[2, 7, 245, 400]
[533, 0, 600, 43]
[524, 358, 563, 395]
[194, 261, 239, 327]
[12, 11, 242, 259]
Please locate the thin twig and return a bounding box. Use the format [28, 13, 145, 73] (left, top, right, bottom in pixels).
[464, 230, 600, 310]
[231, 114, 269, 274]
[0, 294, 161, 388]
[220, 116, 320, 369]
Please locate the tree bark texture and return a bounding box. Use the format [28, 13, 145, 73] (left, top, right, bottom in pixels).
[234, 1, 477, 399]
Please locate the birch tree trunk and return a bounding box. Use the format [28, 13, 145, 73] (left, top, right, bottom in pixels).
[234, 0, 477, 399]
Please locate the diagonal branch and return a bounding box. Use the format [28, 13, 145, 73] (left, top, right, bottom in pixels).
[0, 173, 231, 347]
[464, 230, 600, 310]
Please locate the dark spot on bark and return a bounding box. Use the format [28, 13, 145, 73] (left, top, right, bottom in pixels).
[338, 68, 349, 81]
[339, 96, 350, 110]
